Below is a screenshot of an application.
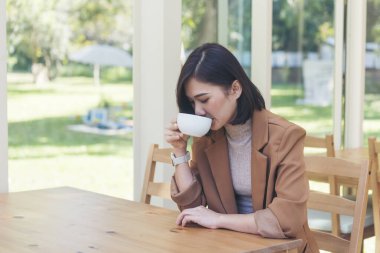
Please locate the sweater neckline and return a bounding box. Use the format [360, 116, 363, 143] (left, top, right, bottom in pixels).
[225, 119, 252, 140]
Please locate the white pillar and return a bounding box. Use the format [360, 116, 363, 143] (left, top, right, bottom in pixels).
[344, 0, 367, 148]
[333, 0, 344, 149]
[0, 0, 9, 192]
[133, 0, 181, 202]
[217, 0, 228, 47]
[251, 0, 272, 108]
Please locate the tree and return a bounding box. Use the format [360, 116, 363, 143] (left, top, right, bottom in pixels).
[367, 0, 380, 44]
[68, 0, 132, 49]
[6, 0, 133, 83]
[272, 0, 334, 52]
[182, 0, 217, 51]
[7, 0, 71, 82]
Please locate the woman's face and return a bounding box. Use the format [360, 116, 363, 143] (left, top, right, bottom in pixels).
[185, 78, 241, 131]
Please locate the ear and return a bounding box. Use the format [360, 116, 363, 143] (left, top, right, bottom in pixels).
[230, 80, 242, 99]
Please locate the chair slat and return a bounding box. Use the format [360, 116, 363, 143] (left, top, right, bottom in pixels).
[305, 135, 329, 148]
[304, 135, 339, 235]
[304, 134, 335, 157]
[140, 144, 174, 205]
[308, 191, 356, 216]
[305, 156, 370, 253]
[147, 182, 171, 200]
[312, 230, 350, 253]
[153, 148, 173, 164]
[305, 156, 362, 178]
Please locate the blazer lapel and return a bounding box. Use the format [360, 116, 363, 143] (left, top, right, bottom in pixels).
[251, 110, 270, 211]
[205, 129, 237, 214]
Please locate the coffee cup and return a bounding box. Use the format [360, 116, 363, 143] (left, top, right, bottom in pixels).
[177, 113, 212, 137]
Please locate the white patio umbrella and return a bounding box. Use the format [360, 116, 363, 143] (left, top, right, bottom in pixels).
[69, 44, 133, 85]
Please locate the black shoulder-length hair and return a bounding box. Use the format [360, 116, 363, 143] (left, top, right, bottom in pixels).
[176, 43, 265, 125]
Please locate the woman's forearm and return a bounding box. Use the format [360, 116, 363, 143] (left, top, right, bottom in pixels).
[218, 213, 258, 234]
[174, 162, 194, 192]
[172, 148, 193, 192]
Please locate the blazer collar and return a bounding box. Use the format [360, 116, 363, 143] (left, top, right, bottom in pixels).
[206, 128, 237, 213]
[251, 109, 270, 211]
[251, 109, 269, 151]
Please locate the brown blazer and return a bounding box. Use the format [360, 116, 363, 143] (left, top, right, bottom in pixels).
[171, 109, 319, 253]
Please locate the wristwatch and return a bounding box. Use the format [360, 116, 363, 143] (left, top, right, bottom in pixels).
[170, 151, 190, 166]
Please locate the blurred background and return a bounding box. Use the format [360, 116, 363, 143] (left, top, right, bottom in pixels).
[5, 0, 380, 202]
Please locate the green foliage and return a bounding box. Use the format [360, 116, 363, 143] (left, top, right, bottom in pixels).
[101, 66, 132, 83]
[182, 0, 252, 52]
[59, 63, 132, 83]
[59, 62, 93, 77]
[366, 70, 380, 94]
[6, 0, 70, 76]
[6, 0, 133, 81]
[182, 0, 217, 50]
[367, 0, 380, 43]
[273, 0, 334, 52]
[227, 0, 252, 52]
[68, 0, 132, 47]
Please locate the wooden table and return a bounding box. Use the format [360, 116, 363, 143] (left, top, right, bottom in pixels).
[335, 147, 368, 163]
[0, 187, 302, 253]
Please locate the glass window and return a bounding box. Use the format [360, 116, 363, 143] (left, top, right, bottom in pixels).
[181, 0, 252, 76]
[271, 0, 335, 137]
[365, 0, 380, 143]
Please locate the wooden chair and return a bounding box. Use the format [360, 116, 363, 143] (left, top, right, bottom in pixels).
[304, 134, 341, 235]
[305, 156, 370, 253]
[368, 137, 380, 252]
[305, 134, 374, 250]
[304, 134, 335, 157]
[140, 144, 173, 204]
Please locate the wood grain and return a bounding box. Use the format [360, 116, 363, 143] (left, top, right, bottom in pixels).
[0, 187, 302, 253]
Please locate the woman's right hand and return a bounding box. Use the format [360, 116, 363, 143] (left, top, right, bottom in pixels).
[165, 119, 189, 153]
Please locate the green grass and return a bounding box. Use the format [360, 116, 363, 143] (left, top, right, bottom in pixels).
[271, 84, 380, 145]
[7, 73, 134, 199]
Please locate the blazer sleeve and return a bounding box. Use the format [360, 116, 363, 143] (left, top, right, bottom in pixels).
[265, 124, 309, 238]
[170, 143, 207, 210]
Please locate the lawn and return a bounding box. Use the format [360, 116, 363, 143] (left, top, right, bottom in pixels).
[7, 73, 134, 199]
[271, 84, 380, 145]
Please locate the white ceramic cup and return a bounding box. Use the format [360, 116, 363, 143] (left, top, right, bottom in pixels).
[177, 113, 212, 137]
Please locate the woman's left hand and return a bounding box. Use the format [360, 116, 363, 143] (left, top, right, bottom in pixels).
[176, 206, 222, 229]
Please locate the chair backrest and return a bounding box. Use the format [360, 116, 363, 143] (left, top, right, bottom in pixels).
[369, 137, 380, 181]
[140, 144, 173, 204]
[305, 156, 370, 253]
[304, 134, 335, 157]
[305, 134, 340, 235]
[368, 137, 380, 252]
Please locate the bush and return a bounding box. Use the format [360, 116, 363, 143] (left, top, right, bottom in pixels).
[366, 69, 380, 94]
[58, 63, 132, 83]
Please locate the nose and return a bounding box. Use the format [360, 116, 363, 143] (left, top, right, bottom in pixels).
[194, 102, 206, 116]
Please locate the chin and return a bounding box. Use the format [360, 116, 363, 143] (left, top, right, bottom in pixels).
[210, 121, 221, 131]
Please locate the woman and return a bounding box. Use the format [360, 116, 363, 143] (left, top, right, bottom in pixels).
[165, 43, 318, 253]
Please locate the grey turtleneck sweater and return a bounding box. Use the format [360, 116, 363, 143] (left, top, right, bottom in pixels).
[224, 119, 253, 213]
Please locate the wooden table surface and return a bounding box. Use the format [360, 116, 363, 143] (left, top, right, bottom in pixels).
[0, 187, 302, 253]
[335, 147, 368, 163]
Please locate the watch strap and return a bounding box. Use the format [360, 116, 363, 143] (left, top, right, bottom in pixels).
[171, 151, 190, 166]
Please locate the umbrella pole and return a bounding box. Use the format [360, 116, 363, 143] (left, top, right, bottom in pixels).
[93, 64, 100, 86]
